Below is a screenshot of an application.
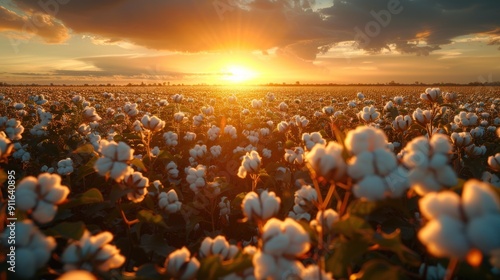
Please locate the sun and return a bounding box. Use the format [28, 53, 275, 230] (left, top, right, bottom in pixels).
[222, 65, 258, 83]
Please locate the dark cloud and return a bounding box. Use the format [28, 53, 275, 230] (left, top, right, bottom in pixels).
[0, 5, 69, 43]
[6, 0, 500, 59]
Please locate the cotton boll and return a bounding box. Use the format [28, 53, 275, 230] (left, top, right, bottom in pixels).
[488, 153, 500, 172]
[418, 216, 471, 259]
[418, 191, 461, 220]
[301, 264, 333, 280]
[466, 214, 500, 254]
[165, 247, 200, 280]
[347, 151, 375, 180]
[434, 165, 458, 187]
[352, 175, 387, 201]
[305, 141, 346, 181]
[373, 148, 397, 176]
[409, 168, 443, 195]
[345, 126, 388, 155]
[482, 171, 500, 187]
[462, 179, 500, 219]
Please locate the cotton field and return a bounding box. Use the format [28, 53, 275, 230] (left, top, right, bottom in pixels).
[1, 85, 500, 279]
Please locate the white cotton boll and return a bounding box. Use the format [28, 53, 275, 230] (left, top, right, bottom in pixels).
[305, 141, 346, 181]
[302, 132, 326, 151]
[488, 153, 500, 172]
[462, 179, 500, 219]
[482, 171, 500, 187]
[210, 145, 222, 158]
[430, 134, 452, 154]
[418, 216, 471, 259]
[165, 247, 200, 280]
[224, 125, 237, 139]
[345, 126, 387, 155]
[237, 151, 262, 178]
[277, 121, 289, 133]
[418, 191, 461, 220]
[184, 132, 196, 141]
[262, 148, 272, 158]
[373, 148, 397, 176]
[301, 264, 333, 280]
[428, 153, 448, 169]
[314, 209, 339, 232]
[242, 191, 281, 222]
[207, 125, 221, 141]
[15, 178, 38, 211]
[347, 151, 375, 180]
[451, 132, 473, 147]
[409, 168, 442, 195]
[57, 158, 74, 175]
[466, 214, 500, 254]
[353, 175, 387, 201]
[413, 108, 432, 126]
[32, 200, 57, 224]
[251, 99, 263, 109]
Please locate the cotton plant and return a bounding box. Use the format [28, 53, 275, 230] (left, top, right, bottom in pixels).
[0, 132, 13, 161]
[0, 220, 56, 279]
[121, 169, 149, 202]
[0, 117, 24, 140]
[207, 125, 221, 141]
[358, 105, 380, 123]
[61, 230, 125, 272]
[164, 247, 200, 280]
[488, 153, 500, 172]
[305, 141, 346, 182]
[418, 180, 500, 263]
[288, 184, 318, 221]
[252, 218, 311, 279]
[94, 140, 134, 182]
[224, 125, 238, 139]
[345, 126, 410, 201]
[401, 133, 457, 195]
[159, 189, 182, 213]
[237, 150, 262, 180]
[302, 132, 326, 151]
[186, 165, 206, 193]
[16, 173, 70, 223]
[82, 107, 102, 122]
[57, 158, 74, 175]
[284, 147, 305, 166]
[141, 115, 165, 132]
[242, 190, 281, 224]
[199, 235, 239, 261]
[163, 131, 179, 147]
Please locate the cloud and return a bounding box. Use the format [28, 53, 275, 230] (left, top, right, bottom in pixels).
[0, 5, 69, 43]
[6, 0, 500, 59]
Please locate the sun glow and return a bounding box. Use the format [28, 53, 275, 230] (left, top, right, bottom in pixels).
[222, 65, 258, 83]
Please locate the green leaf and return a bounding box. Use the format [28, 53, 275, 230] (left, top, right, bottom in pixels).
[350, 259, 408, 280]
[198, 252, 252, 279]
[332, 215, 374, 239]
[157, 150, 173, 160]
[45, 221, 86, 240]
[73, 143, 96, 154]
[138, 209, 168, 229]
[373, 229, 421, 267]
[140, 234, 173, 257]
[76, 155, 98, 181]
[63, 188, 104, 208]
[326, 238, 370, 278]
[131, 157, 147, 171]
[348, 200, 378, 217]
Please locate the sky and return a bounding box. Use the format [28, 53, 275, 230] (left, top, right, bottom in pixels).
[0, 0, 499, 85]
